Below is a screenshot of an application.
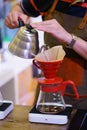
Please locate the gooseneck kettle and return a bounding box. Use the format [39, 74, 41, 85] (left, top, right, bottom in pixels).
[8, 18, 40, 59]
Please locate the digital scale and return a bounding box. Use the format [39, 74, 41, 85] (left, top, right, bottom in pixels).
[29, 105, 72, 125]
[0, 100, 14, 120]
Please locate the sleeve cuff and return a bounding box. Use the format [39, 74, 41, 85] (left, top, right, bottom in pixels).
[20, 0, 40, 17]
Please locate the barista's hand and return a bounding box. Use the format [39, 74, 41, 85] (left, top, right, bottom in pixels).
[30, 19, 72, 44]
[4, 11, 29, 29]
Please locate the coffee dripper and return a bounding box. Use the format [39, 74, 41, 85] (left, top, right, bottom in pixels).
[33, 46, 79, 114]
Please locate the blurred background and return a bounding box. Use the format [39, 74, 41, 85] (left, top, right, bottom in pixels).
[0, 0, 19, 45]
[0, 0, 44, 106]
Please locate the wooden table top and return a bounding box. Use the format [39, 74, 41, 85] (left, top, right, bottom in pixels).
[0, 105, 73, 130]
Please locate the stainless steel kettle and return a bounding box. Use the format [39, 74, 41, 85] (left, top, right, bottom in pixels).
[8, 19, 39, 59]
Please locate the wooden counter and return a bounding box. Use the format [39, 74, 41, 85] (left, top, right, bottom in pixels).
[0, 105, 72, 130]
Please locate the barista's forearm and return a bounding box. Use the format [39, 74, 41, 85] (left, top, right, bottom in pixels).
[55, 32, 87, 60]
[66, 34, 87, 60]
[73, 38, 87, 60]
[30, 19, 87, 60]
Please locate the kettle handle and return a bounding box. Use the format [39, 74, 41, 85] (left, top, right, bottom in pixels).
[18, 18, 33, 31]
[63, 80, 79, 99]
[18, 18, 25, 27]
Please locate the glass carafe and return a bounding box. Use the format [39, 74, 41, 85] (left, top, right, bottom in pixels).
[36, 78, 66, 114]
[36, 77, 79, 114]
[36, 90, 66, 114]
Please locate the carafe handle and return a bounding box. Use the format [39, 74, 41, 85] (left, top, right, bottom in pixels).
[62, 80, 79, 99]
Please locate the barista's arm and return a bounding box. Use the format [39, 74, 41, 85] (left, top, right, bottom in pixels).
[31, 19, 87, 60]
[4, 0, 53, 29]
[68, 36, 87, 60]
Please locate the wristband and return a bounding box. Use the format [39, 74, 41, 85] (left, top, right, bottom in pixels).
[67, 34, 78, 49]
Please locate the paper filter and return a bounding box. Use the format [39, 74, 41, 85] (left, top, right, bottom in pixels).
[35, 45, 66, 62]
